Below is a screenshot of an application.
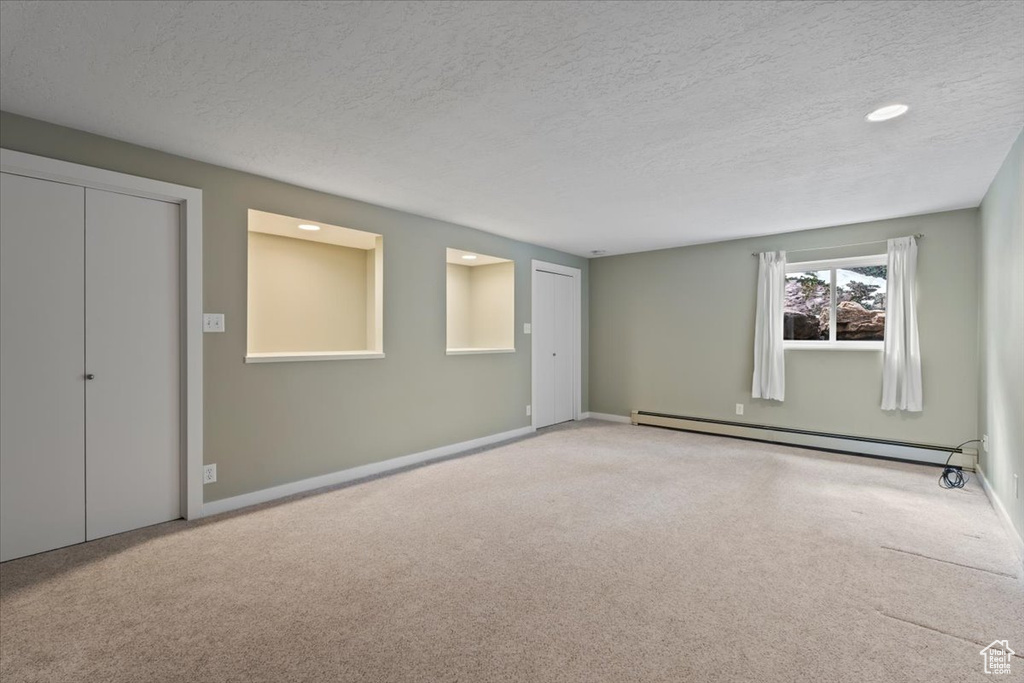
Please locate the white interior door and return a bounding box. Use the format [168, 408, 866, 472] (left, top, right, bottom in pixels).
[534, 270, 575, 428]
[534, 271, 556, 428]
[551, 272, 575, 424]
[0, 173, 87, 562]
[85, 188, 180, 540]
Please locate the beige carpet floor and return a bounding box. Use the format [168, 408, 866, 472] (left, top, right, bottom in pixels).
[1, 421, 1021, 682]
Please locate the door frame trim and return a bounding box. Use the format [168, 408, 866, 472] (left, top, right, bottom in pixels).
[530, 260, 582, 429]
[1, 148, 204, 521]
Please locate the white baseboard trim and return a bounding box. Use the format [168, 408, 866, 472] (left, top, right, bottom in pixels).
[585, 412, 633, 424]
[976, 465, 1024, 567]
[202, 425, 536, 518]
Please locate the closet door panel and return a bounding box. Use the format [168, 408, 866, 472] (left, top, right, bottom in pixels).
[533, 271, 557, 428]
[552, 272, 575, 424]
[85, 189, 180, 540]
[0, 173, 86, 562]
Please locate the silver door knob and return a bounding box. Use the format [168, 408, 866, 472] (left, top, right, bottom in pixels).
[85, 374, 95, 380]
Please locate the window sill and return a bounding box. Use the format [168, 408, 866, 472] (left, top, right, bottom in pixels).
[784, 342, 883, 351]
[446, 347, 516, 355]
[245, 350, 385, 363]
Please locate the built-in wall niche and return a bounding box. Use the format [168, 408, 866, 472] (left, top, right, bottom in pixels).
[446, 248, 515, 355]
[246, 209, 383, 362]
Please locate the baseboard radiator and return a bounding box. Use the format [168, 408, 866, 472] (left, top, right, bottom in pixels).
[630, 411, 978, 470]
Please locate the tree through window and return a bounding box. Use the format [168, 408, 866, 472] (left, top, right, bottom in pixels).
[784, 257, 887, 345]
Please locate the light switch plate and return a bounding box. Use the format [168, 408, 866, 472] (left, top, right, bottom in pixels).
[203, 313, 225, 333]
[524, 323, 532, 334]
[203, 464, 217, 484]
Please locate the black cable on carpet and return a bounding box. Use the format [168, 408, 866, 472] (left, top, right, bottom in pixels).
[939, 439, 981, 489]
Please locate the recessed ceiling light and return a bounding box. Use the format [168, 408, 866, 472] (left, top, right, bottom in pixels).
[865, 104, 909, 122]
[462, 254, 478, 260]
[298, 224, 321, 231]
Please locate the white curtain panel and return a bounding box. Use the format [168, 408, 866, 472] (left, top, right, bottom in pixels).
[881, 236, 923, 411]
[752, 251, 786, 401]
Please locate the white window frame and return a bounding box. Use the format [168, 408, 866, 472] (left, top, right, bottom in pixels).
[784, 254, 886, 351]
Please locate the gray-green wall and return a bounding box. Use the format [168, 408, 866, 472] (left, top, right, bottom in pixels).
[978, 129, 1024, 545]
[589, 209, 979, 448]
[0, 111, 588, 502]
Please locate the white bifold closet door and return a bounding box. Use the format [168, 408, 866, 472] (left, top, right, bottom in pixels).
[1, 173, 87, 561]
[85, 188, 180, 541]
[534, 270, 575, 428]
[0, 173, 180, 562]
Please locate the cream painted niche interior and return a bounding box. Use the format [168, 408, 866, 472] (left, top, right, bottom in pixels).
[446, 248, 515, 355]
[247, 210, 383, 362]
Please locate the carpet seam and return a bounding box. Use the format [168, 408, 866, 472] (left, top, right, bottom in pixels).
[879, 545, 1018, 579]
[876, 611, 1024, 660]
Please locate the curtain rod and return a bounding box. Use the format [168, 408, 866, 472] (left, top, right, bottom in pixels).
[751, 233, 923, 257]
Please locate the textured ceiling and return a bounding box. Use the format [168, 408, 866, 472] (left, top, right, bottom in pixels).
[1, 1, 1022, 256]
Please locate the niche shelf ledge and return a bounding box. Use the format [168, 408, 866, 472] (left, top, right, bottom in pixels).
[446, 347, 515, 356]
[245, 351, 385, 363]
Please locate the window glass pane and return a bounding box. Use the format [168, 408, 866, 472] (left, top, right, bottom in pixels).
[834, 265, 886, 341]
[784, 270, 830, 340]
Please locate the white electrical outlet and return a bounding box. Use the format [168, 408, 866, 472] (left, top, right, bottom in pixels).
[524, 323, 532, 334]
[203, 464, 217, 484]
[526, 404, 532, 416]
[735, 403, 744, 416]
[982, 434, 989, 451]
[203, 313, 225, 333]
